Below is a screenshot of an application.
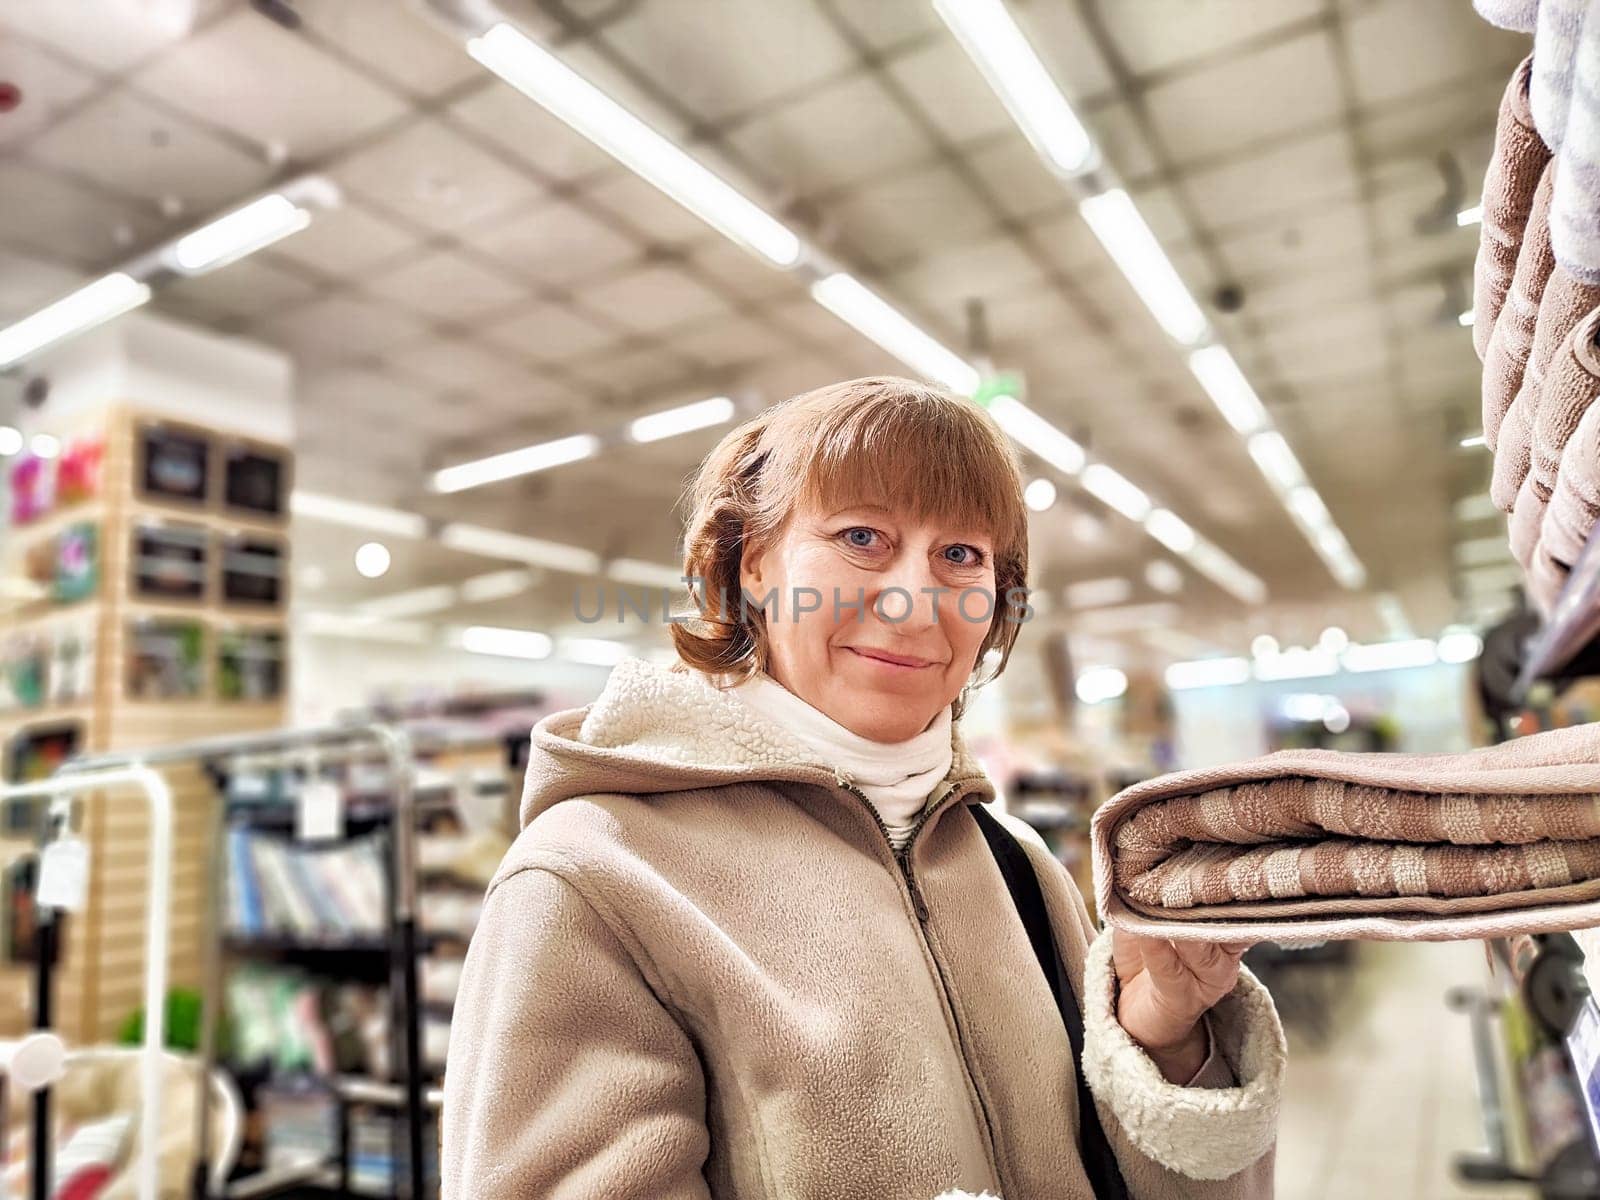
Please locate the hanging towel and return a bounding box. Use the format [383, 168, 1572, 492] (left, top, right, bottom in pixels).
[1532, 0, 1587, 152]
[1475, 0, 1540, 31]
[1531, 398, 1600, 604]
[1484, 161, 1556, 448]
[1510, 473, 1549, 568]
[1492, 381, 1538, 511]
[1090, 722, 1600, 944]
[1550, 0, 1600, 282]
[1476, 54, 1555, 361]
[1530, 303, 1600, 508]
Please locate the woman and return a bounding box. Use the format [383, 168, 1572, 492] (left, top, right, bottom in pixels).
[441, 377, 1286, 1199]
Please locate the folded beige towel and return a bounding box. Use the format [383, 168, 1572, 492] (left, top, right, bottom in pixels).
[1509, 472, 1547, 569]
[1484, 160, 1555, 448]
[1475, 54, 1554, 362]
[1492, 380, 1537, 511]
[1530, 302, 1600, 507]
[1531, 398, 1600, 610]
[1092, 723, 1600, 943]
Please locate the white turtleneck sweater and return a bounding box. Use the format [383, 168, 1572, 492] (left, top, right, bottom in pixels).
[725, 670, 953, 851]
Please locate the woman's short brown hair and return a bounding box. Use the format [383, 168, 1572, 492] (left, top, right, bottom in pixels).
[668, 375, 1031, 719]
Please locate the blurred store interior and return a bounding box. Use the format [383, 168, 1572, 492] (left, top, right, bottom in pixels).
[1, 0, 1597, 1197]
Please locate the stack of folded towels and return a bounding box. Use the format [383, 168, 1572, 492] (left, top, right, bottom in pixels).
[1091, 723, 1600, 943]
[1472, 6, 1600, 614]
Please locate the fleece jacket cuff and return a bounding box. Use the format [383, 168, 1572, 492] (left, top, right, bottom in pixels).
[1080, 926, 1286, 1180]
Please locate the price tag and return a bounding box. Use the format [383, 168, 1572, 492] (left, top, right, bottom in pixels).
[36, 838, 89, 912]
[297, 779, 344, 842]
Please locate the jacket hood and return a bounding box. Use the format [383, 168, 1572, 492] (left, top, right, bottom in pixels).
[518, 655, 995, 828]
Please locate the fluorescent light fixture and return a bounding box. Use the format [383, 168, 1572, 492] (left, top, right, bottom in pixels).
[1185, 537, 1268, 606]
[1253, 645, 1338, 682]
[1023, 477, 1058, 511]
[354, 541, 391, 579]
[439, 522, 603, 575]
[1285, 485, 1332, 532]
[932, 0, 1098, 177]
[1144, 508, 1196, 554]
[1458, 309, 1475, 327]
[467, 22, 801, 267]
[1144, 559, 1184, 594]
[1282, 693, 1335, 722]
[811, 273, 980, 395]
[167, 193, 311, 274]
[1460, 433, 1487, 448]
[986, 395, 1086, 474]
[1187, 344, 1269, 435]
[1342, 638, 1438, 673]
[1166, 657, 1251, 690]
[1079, 189, 1209, 346]
[1251, 634, 1280, 659]
[559, 636, 629, 666]
[1064, 576, 1132, 609]
[1457, 204, 1483, 226]
[29, 433, 61, 460]
[1436, 628, 1484, 663]
[458, 568, 534, 604]
[0, 426, 20, 456]
[432, 433, 600, 494]
[1375, 592, 1412, 638]
[1319, 626, 1349, 654]
[1074, 665, 1128, 705]
[626, 395, 735, 443]
[1246, 430, 1307, 494]
[1081, 462, 1151, 522]
[459, 625, 553, 660]
[0, 272, 151, 369]
[607, 559, 688, 588]
[1327, 552, 1368, 590]
[1455, 535, 1514, 566]
[290, 491, 429, 540]
[358, 583, 457, 619]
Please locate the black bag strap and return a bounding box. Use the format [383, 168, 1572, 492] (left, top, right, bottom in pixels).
[970, 803, 1130, 1200]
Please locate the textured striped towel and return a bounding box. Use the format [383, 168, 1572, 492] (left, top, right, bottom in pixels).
[1091, 722, 1600, 943]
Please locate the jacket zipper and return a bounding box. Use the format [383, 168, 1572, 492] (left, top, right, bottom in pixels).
[832, 770, 1003, 1187]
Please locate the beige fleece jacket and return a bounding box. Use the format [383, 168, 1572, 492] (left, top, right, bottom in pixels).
[441, 656, 1286, 1199]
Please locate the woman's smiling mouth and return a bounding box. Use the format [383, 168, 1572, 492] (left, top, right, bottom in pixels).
[844, 646, 940, 670]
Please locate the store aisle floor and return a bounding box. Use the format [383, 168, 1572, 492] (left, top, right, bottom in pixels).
[1273, 939, 1537, 1200]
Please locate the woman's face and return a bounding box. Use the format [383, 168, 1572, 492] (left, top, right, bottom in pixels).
[739, 498, 997, 742]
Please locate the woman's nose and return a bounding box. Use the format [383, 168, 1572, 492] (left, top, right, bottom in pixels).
[871, 557, 945, 629]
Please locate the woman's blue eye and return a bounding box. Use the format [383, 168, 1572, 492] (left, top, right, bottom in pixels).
[844, 527, 877, 547]
[945, 544, 987, 566]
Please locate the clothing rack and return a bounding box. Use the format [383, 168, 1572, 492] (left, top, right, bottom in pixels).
[1514, 520, 1600, 701]
[55, 723, 428, 1200]
[1451, 934, 1600, 1198]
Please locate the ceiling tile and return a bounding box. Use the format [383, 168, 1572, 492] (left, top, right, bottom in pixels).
[829, 162, 996, 270]
[683, 237, 809, 305]
[252, 294, 430, 362]
[262, 199, 419, 279]
[0, 1, 196, 72]
[579, 168, 726, 243]
[1343, 0, 1531, 107]
[1183, 131, 1358, 227]
[28, 88, 274, 212]
[0, 161, 169, 267]
[1097, 0, 1324, 76]
[668, 313, 792, 368]
[294, 0, 483, 100]
[463, 198, 641, 287]
[364, 250, 530, 323]
[333, 117, 544, 235]
[563, 342, 705, 397]
[0, 40, 97, 147]
[830, 3, 943, 51]
[1008, 1, 1116, 101]
[479, 302, 619, 362]
[0, 247, 85, 320]
[388, 335, 541, 395]
[726, 72, 933, 198]
[886, 38, 1019, 146]
[1145, 31, 1342, 167]
[965, 138, 1072, 223]
[158, 255, 322, 319]
[447, 84, 620, 185]
[579, 264, 729, 335]
[601, 0, 859, 124]
[133, 8, 408, 160]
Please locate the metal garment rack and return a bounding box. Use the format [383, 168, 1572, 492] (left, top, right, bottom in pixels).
[0, 765, 174, 1200]
[55, 723, 426, 1200]
[1514, 520, 1600, 702]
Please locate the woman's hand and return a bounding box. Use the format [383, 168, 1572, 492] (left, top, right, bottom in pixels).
[1111, 928, 1252, 1083]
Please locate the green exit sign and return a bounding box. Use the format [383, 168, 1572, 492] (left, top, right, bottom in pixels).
[971, 372, 1023, 409]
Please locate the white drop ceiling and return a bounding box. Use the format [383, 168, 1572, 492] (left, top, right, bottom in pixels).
[0, 0, 1527, 660]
